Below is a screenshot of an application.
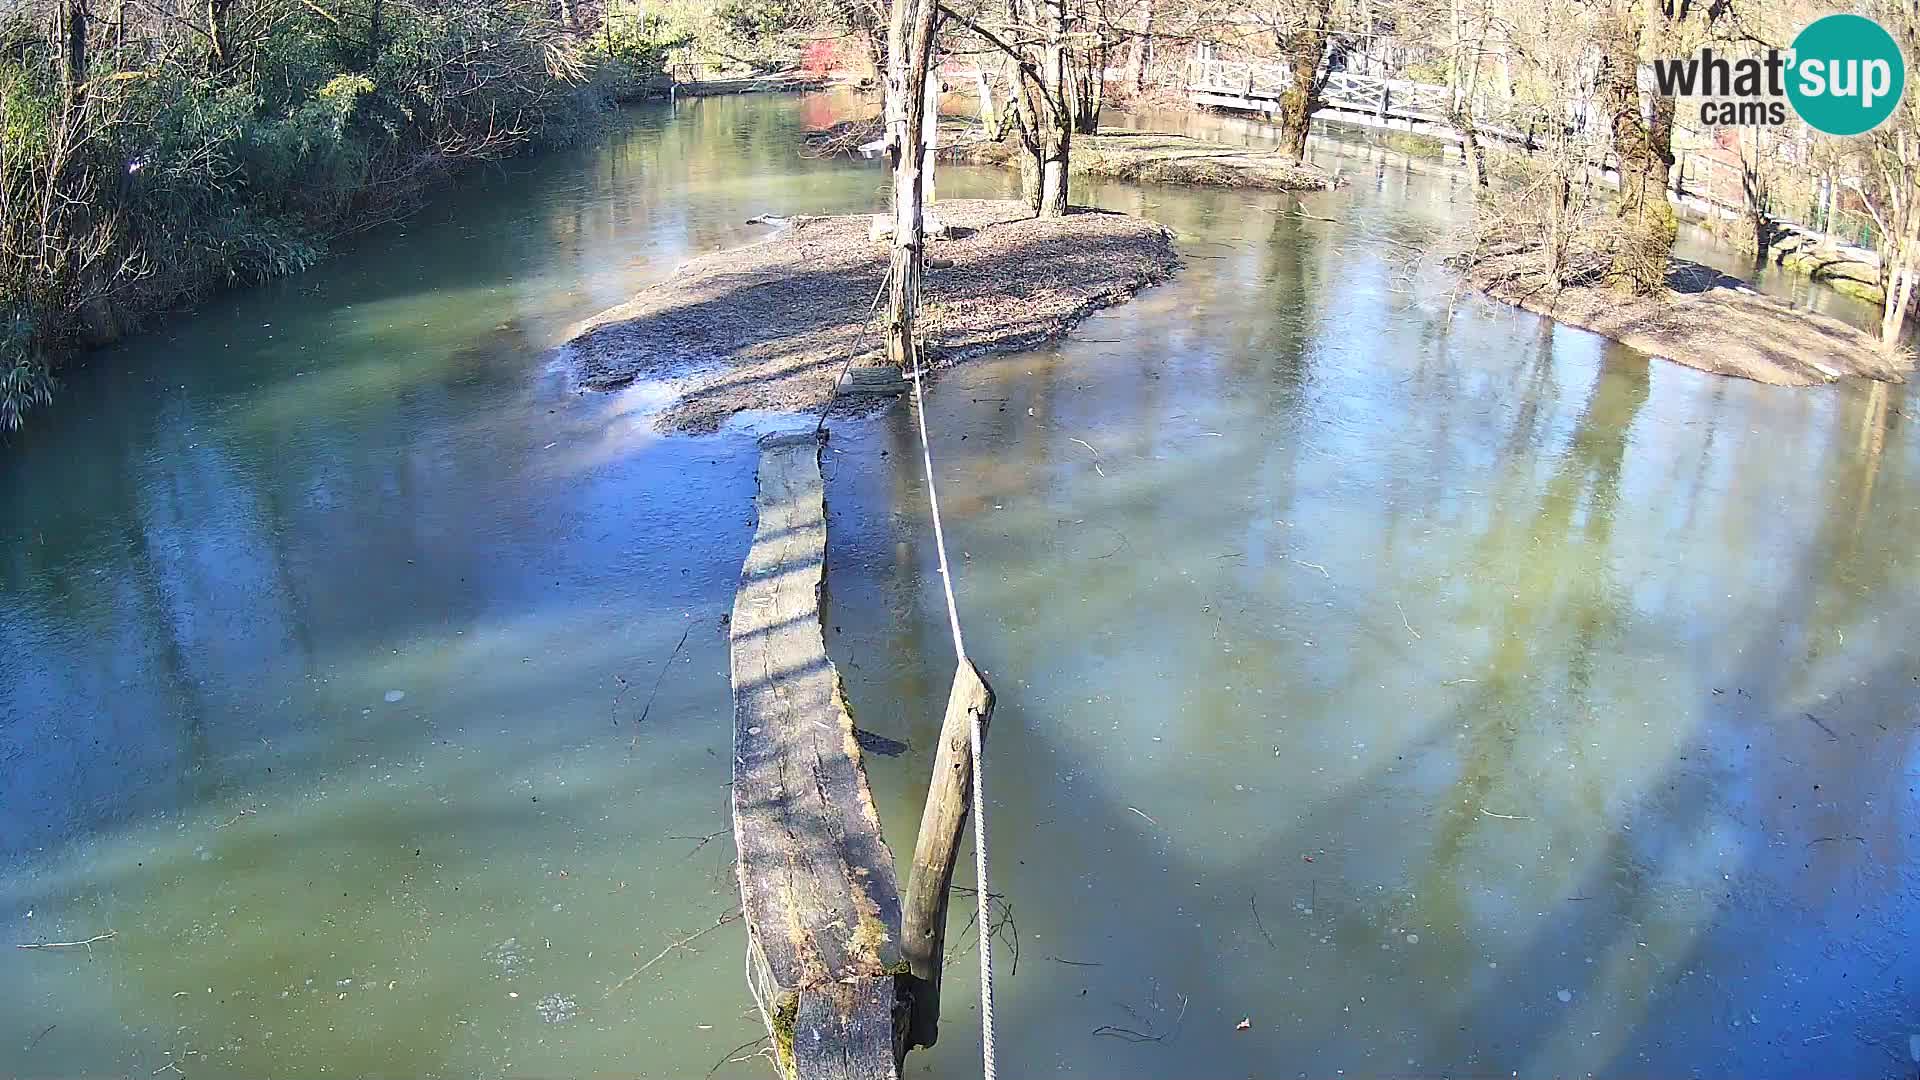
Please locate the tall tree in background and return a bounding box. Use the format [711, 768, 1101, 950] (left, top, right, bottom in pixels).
[947, 0, 1074, 214]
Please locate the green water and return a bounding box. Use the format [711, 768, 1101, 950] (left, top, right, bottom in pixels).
[3, 94, 1916, 1079]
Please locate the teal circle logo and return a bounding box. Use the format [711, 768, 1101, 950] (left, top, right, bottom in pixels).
[1787, 14, 1905, 136]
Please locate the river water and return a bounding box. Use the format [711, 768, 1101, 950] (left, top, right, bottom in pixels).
[2, 93, 1915, 1079]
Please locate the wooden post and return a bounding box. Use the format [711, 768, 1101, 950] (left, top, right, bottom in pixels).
[899, 659, 994, 1049]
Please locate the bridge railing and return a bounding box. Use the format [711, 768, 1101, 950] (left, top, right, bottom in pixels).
[1189, 57, 1543, 144]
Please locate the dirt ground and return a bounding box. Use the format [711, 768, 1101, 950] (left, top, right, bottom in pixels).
[1469, 247, 1911, 386]
[562, 199, 1179, 431]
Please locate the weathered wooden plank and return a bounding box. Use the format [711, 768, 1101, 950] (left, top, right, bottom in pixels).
[731, 431, 905, 1080]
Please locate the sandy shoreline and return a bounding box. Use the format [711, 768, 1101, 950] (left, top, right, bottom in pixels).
[562, 199, 1180, 431]
[1468, 246, 1910, 387]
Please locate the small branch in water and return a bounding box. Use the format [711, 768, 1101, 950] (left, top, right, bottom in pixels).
[1069, 437, 1106, 477]
[1396, 600, 1422, 640]
[1479, 808, 1532, 821]
[945, 886, 1020, 976]
[1126, 806, 1159, 827]
[669, 828, 728, 859]
[1093, 992, 1188, 1043]
[1050, 956, 1104, 967]
[24, 1024, 55, 1053]
[1291, 557, 1330, 578]
[1250, 894, 1275, 949]
[708, 1033, 773, 1077]
[1441, 677, 1479, 686]
[1807, 835, 1866, 845]
[636, 623, 697, 727]
[605, 909, 741, 995]
[16, 931, 115, 957]
[213, 808, 256, 829]
[1802, 713, 1839, 740]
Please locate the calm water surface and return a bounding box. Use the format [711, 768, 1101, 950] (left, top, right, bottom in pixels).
[2, 94, 1916, 1078]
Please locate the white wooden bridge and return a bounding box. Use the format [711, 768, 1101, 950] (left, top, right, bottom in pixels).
[1185, 53, 1539, 146]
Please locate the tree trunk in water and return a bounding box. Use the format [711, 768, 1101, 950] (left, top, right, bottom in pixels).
[1274, 0, 1333, 160]
[1598, 9, 1675, 295]
[882, 0, 939, 369]
[63, 0, 86, 97]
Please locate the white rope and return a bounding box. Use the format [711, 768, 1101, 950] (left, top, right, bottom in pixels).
[905, 356, 995, 1080]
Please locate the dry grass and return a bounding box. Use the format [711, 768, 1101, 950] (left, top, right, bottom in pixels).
[945, 128, 1341, 192]
[561, 199, 1179, 431]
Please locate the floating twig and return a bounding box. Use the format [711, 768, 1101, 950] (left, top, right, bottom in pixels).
[1250, 894, 1275, 949]
[635, 623, 697, 727]
[1068, 437, 1106, 477]
[1292, 557, 1329, 578]
[1050, 956, 1104, 967]
[707, 1033, 773, 1077]
[1479, 808, 1532, 821]
[668, 828, 729, 859]
[1802, 712, 1839, 740]
[1093, 992, 1189, 1043]
[1396, 600, 1422, 640]
[213, 808, 256, 829]
[24, 1024, 55, 1053]
[945, 886, 1020, 975]
[605, 910, 741, 995]
[16, 930, 115, 957]
[1126, 806, 1159, 827]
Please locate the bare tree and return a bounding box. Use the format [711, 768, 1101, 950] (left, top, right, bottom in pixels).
[883, 0, 941, 367]
[945, 0, 1074, 214]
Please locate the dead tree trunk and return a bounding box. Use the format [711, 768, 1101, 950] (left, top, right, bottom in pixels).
[1274, 0, 1333, 160]
[883, 0, 940, 368]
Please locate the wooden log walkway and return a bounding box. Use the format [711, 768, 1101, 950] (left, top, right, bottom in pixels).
[730, 431, 906, 1080]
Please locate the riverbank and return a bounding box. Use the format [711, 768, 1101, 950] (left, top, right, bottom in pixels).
[0, 8, 662, 434]
[949, 128, 1343, 191]
[562, 199, 1179, 430]
[1469, 245, 1910, 386]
